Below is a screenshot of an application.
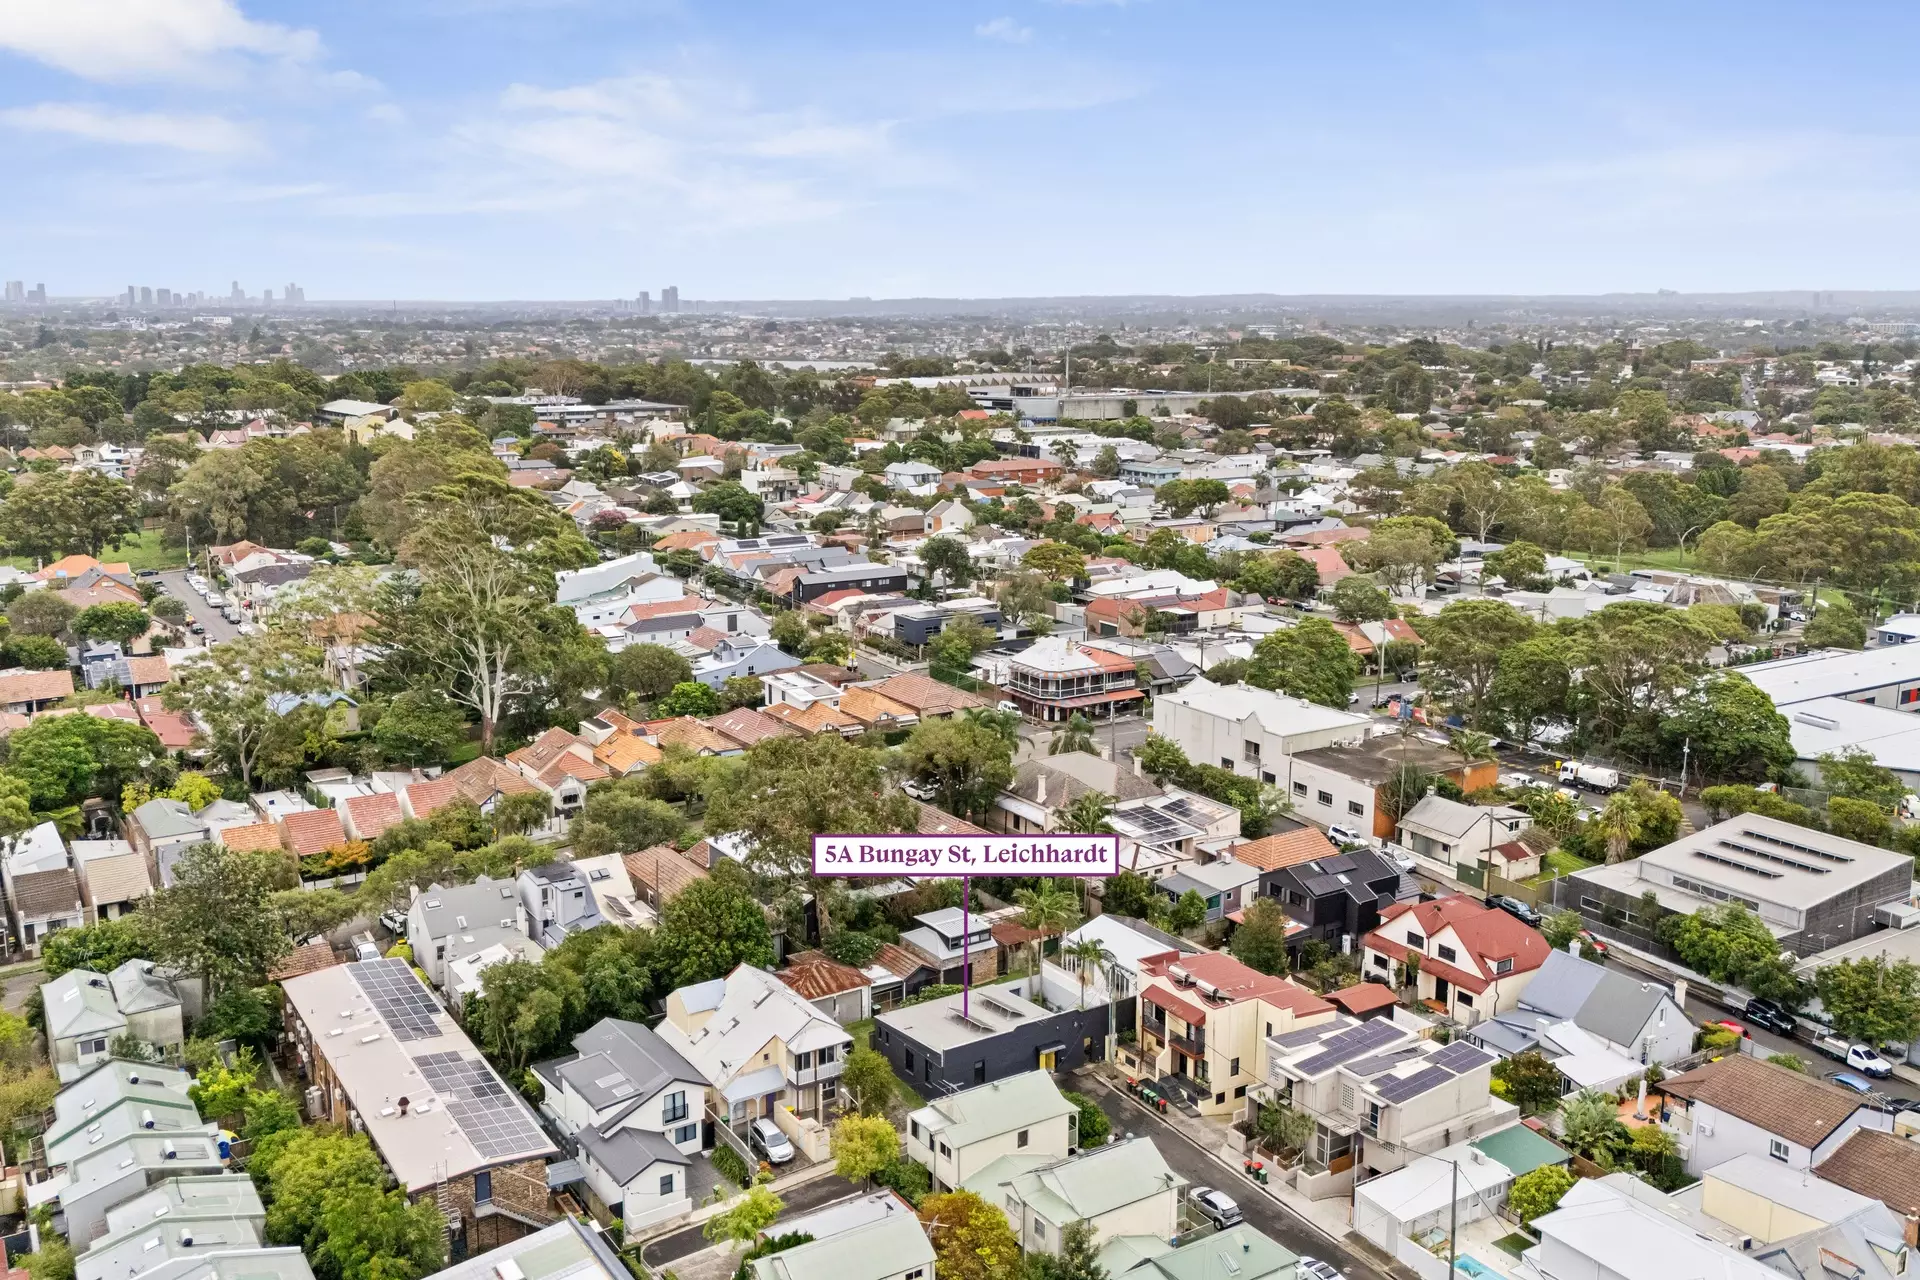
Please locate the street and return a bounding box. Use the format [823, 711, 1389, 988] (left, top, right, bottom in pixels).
[1076, 1073, 1388, 1280]
[640, 1172, 862, 1267]
[151, 569, 244, 645]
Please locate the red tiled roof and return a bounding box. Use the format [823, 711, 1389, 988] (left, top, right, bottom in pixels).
[1141, 951, 1334, 1019]
[707, 707, 797, 748]
[343, 792, 402, 841]
[864, 673, 989, 715]
[1228, 828, 1340, 871]
[282, 808, 346, 856]
[122, 655, 171, 687]
[220, 821, 283, 853]
[0, 669, 73, 704]
[268, 939, 340, 982]
[1328, 982, 1401, 1015]
[1364, 894, 1550, 994]
[404, 777, 461, 818]
[134, 697, 197, 749]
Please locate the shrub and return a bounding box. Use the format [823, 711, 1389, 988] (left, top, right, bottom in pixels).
[711, 1142, 749, 1188]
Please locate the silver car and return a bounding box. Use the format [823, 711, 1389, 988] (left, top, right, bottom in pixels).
[750, 1117, 795, 1164]
[1187, 1187, 1242, 1229]
[1299, 1260, 1345, 1280]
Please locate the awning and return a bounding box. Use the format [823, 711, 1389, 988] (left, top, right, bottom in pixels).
[721, 1064, 787, 1103]
[1047, 689, 1146, 710]
[1037, 1042, 1067, 1057]
[546, 1159, 587, 1188]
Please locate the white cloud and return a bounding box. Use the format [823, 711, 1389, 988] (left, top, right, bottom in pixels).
[0, 101, 258, 153]
[0, 0, 319, 82]
[975, 17, 1032, 43]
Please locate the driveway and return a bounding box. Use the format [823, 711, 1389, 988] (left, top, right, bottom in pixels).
[150, 570, 244, 645]
[640, 1173, 863, 1267]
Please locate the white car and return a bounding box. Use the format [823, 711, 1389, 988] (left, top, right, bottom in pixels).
[1299, 1260, 1345, 1280]
[750, 1118, 795, 1164]
[205, 592, 227, 607]
[997, 700, 1022, 715]
[1326, 824, 1365, 847]
[1187, 1187, 1242, 1229]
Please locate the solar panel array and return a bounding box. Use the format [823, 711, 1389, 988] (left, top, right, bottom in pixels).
[351, 959, 443, 1041]
[1375, 1065, 1453, 1104]
[1430, 1041, 1496, 1074]
[416, 1052, 549, 1159]
[1293, 1018, 1403, 1075]
[1345, 1046, 1425, 1077]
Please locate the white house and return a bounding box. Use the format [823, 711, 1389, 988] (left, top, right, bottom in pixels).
[658, 964, 852, 1123]
[1150, 678, 1371, 787]
[1660, 1053, 1891, 1175]
[904, 1070, 1078, 1193]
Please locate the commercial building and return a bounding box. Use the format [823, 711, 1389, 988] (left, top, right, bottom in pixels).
[1004, 637, 1145, 723]
[872, 967, 1127, 1094]
[1150, 678, 1372, 783]
[1739, 646, 1920, 712]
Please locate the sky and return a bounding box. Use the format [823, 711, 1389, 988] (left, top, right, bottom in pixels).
[4, 1, 1920, 302]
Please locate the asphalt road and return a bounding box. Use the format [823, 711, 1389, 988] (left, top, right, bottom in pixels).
[152, 569, 244, 645]
[1077, 1073, 1386, 1280]
[640, 1173, 864, 1266]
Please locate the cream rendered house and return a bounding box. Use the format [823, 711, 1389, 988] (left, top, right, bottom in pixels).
[658, 965, 852, 1123]
[905, 1071, 1078, 1193]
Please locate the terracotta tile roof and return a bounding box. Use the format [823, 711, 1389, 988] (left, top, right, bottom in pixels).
[404, 777, 461, 819]
[134, 697, 197, 749]
[869, 942, 930, 979]
[916, 800, 987, 837]
[707, 707, 796, 748]
[991, 920, 1053, 947]
[282, 808, 346, 856]
[594, 733, 662, 773]
[35, 554, 107, 580]
[1228, 827, 1340, 871]
[12, 868, 79, 919]
[0, 713, 28, 736]
[444, 756, 538, 803]
[647, 716, 737, 754]
[122, 655, 171, 687]
[1296, 545, 1352, 586]
[683, 626, 729, 652]
[220, 821, 284, 853]
[623, 596, 702, 623]
[342, 792, 402, 841]
[778, 952, 870, 1000]
[0, 669, 73, 704]
[762, 701, 862, 736]
[651, 531, 719, 553]
[1816, 1129, 1920, 1216]
[838, 685, 919, 728]
[1662, 1054, 1868, 1150]
[1141, 950, 1333, 1020]
[863, 673, 989, 716]
[1327, 982, 1401, 1015]
[85, 703, 141, 723]
[268, 940, 341, 982]
[56, 582, 143, 609]
[624, 844, 707, 905]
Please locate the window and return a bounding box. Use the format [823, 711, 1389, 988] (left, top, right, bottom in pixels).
[904, 1048, 916, 1073]
[1437, 945, 1457, 963]
[1244, 740, 1261, 763]
[660, 1172, 676, 1194]
[821, 1081, 837, 1104]
[1406, 932, 1425, 949]
[1494, 958, 1513, 975]
[1348, 801, 1364, 816]
[79, 1037, 107, 1055]
[1293, 781, 1308, 797]
[923, 1059, 931, 1083]
[1006, 1196, 1019, 1214]
[906, 1271, 925, 1280]
[974, 1060, 987, 1084]
[1769, 1137, 1790, 1162]
[1266, 1023, 1273, 1038]
[1230, 1057, 1241, 1076]
[662, 1091, 689, 1124]
[1017, 1129, 1030, 1148]
[1317, 790, 1333, 806]
[1457, 993, 1474, 1008]
[817, 1045, 836, 1064]
[1234, 1085, 1247, 1099]
[909, 1121, 922, 1142]
[795, 1051, 812, 1070]
[1221, 758, 1235, 770]
[673, 1124, 697, 1144]
[1263, 771, 1276, 785]
[1373, 954, 1389, 970]
[1033, 1223, 1047, 1242]
[938, 1142, 952, 1158]
[474, 1171, 493, 1204]
[1904, 688, 1920, 705]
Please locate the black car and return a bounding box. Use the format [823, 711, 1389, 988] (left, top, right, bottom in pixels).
[1742, 998, 1797, 1038]
[1486, 895, 1542, 928]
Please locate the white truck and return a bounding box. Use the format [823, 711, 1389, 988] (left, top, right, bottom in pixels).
[1812, 1034, 1893, 1078]
[1557, 762, 1622, 793]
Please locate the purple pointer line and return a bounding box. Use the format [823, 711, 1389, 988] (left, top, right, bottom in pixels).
[962, 874, 970, 1019]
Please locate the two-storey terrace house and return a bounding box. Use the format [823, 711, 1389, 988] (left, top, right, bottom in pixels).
[1134, 951, 1335, 1118]
[904, 1071, 1078, 1193]
[1360, 894, 1550, 1026]
[658, 964, 852, 1124]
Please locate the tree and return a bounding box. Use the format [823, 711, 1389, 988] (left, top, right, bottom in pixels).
[71, 602, 149, 648]
[919, 1191, 1023, 1280]
[1029, 1220, 1109, 1280]
[996, 569, 1055, 632]
[42, 916, 152, 978]
[6, 714, 161, 807]
[20, 1237, 74, 1280]
[252, 1126, 387, 1252]
[1049, 713, 1097, 756]
[1169, 889, 1207, 933]
[693, 482, 765, 533]
[1055, 790, 1114, 836]
[1509, 1164, 1576, 1226]
[606, 643, 694, 703]
[489, 788, 553, 838]
[1101, 870, 1158, 918]
[1559, 1089, 1626, 1162]
[900, 716, 1014, 821]
[469, 957, 581, 1073]
[1253, 1103, 1314, 1158]
[832, 1113, 900, 1183]
[841, 1045, 897, 1116]
[654, 681, 722, 717]
[1814, 956, 1920, 1046]
[570, 778, 688, 857]
[1420, 599, 1536, 727]
[144, 843, 288, 996]
[1229, 899, 1293, 975]
[1353, 516, 1455, 595]
[370, 689, 468, 765]
[1595, 792, 1643, 864]
[1661, 673, 1794, 785]
[1818, 747, 1908, 812]
[1013, 881, 1081, 975]
[1329, 576, 1390, 624]
[1245, 618, 1360, 709]
[1805, 597, 1868, 650]
[930, 614, 996, 672]
[920, 536, 973, 588]
[703, 1183, 786, 1247]
[165, 630, 327, 790]
[316, 1183, 446, 1280]
[719, 675, 764, 709]
[1022, 543, 1086, 583]
[0, 469, 139, 559]
[1062, 938, 1115, 1009]
[1494, 1050, 1564, 1113]
[702, 735, 918, 882]
[1540, 910, 1599, 959]
[652, 870, 775, 988]
[7, 590, 75, 638]
[1661, 904, 1806, 1007]
[1484, 540, 1550, 590]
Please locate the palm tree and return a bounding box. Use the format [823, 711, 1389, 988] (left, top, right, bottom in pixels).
[1449, 729, 1494, 769]
[962, 706, 1022, 749]
[1054, 790, 1114, 835]
[1049, 713, 1097, 756]
[1597, 792, 1642, 864]
[1062, 937, 1114, 1008]
[1013, 881, 1082, 977]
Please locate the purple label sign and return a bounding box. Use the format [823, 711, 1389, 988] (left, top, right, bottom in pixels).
[811, 834, 1121, 877]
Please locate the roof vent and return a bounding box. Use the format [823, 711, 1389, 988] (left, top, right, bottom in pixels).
[162, 1140, 177, 1160]
[141, 1109, 155, 1129]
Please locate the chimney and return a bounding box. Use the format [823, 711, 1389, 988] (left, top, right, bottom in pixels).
[1672, 979, 1688, 1011]
[1037, 774, 1047, 806]
[398, 1096, 410, 1116]
[1566, 939, 1580, 957]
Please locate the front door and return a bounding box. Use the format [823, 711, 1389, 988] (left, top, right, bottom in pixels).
[763, 1092, 779, 1117]
[1434, 977, 1451, 1004]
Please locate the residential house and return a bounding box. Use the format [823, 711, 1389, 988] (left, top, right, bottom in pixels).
[747, 1211, 935, 1280]
[72, 1174, 305, 1280]
[883, 460, 945, 492]
[124, 799, 210, 887]
[857, 673, 989, 719]
[42, 969, 128, 1074]
[1660, 1053, 1892, 1175]
[1816, 1128, 1920, 1244]
[873, 966, 1127, 1094]
[1352, 1127, 1571, 1261]
[412, 1219, 627, 1280]
[0, 667, 74, 713]
[405, 877, 541, 991]
[900, 907, 999, 985]
[1098, 1226, 1297, 1280]
[1154, 857, 1261, 924]
[505, 727, 607, 814]
[992, 751, 1163, 836]
[530, 1018, 707, 1228]
[1290, 737, 1499, 841]
[1463, 946, 1692, 1082]
[1003, 637, 1144, 723]
[554, 552, 666, 609]
[778, 951, 872, 1025]
[1519, 1176, 1781, 1280]
[658, 963, 853, 1124]
[568, 853, 653, 930]
[691, 637, 803, 688]
[1150, 678, 1370, 789]
[967, 1136, 1185, 1255]
[624, 844, 709, 912]
[1266, 1013, 1514, 1196]
[1393, 795, 1533, 882]
[905, 1071, 1078, 1193]
[1361, 894, 1549, 1025]
[48, 1105, 227, 1243]
[3, 821, 83, 955]
[1240, 831, 1407, 950]
[71, 838, 152, 922]
[518, 861, 607, 949]
[282, 959, 560, 1254]
[1135, 951, 1336, 1117]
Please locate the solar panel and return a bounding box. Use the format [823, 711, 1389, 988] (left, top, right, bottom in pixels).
[1270, 1021, 1339, 1050]
[350, 959, 444, 1041]
[1716, 837, 1829, 875]
[1293, 1018, 1403, 1075]
[1741, 827, 1853, 864]
[1345, 1046, 1425, 1077]
[1692, 848, 1783, 880]
[1374, 1065, 1452, 1104]
[1429, 1041, 1495, 1074]
[416, 1052, 550, 1160]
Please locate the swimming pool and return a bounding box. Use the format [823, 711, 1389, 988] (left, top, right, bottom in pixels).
[1454, 1258, 1498, 1280]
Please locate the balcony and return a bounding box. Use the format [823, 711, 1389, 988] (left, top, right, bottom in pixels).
[1169, 1029, 1206, 1059]
[790, 1059, 847, 1087]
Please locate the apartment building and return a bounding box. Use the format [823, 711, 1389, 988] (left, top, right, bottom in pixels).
[1134, 951, 1336, 1117]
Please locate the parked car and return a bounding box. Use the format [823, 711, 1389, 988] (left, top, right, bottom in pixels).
[1741, 998, 1797, 1038]
[1187, 1187, 1242, 1230]
[1326, 824, 1366, 847]
[135, 568, 158, 579]
[1576, 929, 1609, 958]
[1298, 1261, 1346, 1280]
[996, 700, 1021, 715]
[1486, 895, 1542, 928]
[205, 592, 227, 608]
[749, 1118, 795, 1164]
[1829, 1071, 1879, 1096]
[1813, 1035, 1893, 1078]
[189, 622, 205, 635]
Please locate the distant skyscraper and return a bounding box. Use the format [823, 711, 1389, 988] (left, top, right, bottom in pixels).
[231, 280, 244, 301]
[125, 285, 136, 305]
[636, 290, 651, 313]
[263, 288, 273, 303]
[138, 286, 152, 305]
[156, 288, 171, 305]
[7, 281, 26, 303]
[662, 285, 680, 313]
[285, 282, 303, 303]
[29, 284, 45, 304]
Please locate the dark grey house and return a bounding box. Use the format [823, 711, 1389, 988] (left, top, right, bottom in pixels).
[1260, 847, 1410, 950]
[872, 975, 1131, 1096]
[790, 562, 911, 603]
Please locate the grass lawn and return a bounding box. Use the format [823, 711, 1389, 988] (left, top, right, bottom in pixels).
[1528, 850, 1597, 884]
[847, 1017, 926, 1110]
[1562, 547, 1691, 575]
[0, 529, 190, 573]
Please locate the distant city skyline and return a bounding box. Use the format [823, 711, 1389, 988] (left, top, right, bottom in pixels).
[3, 0, 1920, 303]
